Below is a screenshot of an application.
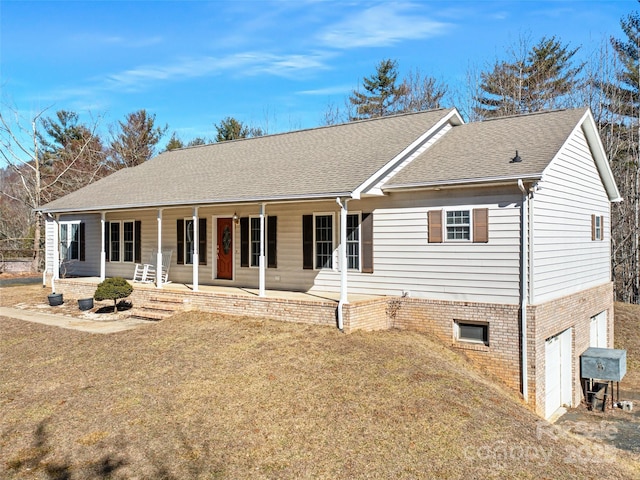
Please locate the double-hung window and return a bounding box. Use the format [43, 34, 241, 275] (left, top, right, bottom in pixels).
[104, 220, 141, 263]
[109, 222, 121, 262]
[60, 221, 81, 261]
[240, 216, 277, 269]
[315, 214, 333, 269]
[176, 218, 207, 265]
[346, 213, 360, 270]
[446, 210, 470, 240]
[250, 217, 261, 267]
[428, 209, 488, 243]
[302, 212, 374, 272]
[592, 214, 604, 241]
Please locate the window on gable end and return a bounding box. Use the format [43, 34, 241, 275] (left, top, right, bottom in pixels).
[592, 214, 604, 241]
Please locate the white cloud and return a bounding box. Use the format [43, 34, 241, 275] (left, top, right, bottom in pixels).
[318, 3, 451, 49]
[100, 51, 334, 92]
[297, 85, 353, 96]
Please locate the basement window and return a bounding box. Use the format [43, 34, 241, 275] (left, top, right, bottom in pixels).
[455, 321, 489, 346]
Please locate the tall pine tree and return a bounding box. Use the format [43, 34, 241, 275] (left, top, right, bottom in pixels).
[474, 36, 583, 118]
[349, 59, 405, 120]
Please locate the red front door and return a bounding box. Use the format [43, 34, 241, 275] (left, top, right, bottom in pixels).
[217, 218, 233, 280]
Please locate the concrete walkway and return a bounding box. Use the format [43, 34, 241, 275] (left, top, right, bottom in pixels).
[0, 306, 150, 334]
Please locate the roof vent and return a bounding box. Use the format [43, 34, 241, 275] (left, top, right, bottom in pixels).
[510, 150, 522, 163]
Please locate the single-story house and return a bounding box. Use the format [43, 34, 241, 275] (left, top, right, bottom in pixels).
[39, 107, 622, 419]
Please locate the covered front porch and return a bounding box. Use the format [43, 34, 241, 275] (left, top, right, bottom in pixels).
[53, 277, 391, 333]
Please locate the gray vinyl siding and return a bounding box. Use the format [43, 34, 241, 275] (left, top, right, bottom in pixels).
[531, 127, 611, 304]
[336, 191, 522, 303]
[57, 213, 101, 277]
[49, 192, 523, 303]
[103, 210, 157, 279]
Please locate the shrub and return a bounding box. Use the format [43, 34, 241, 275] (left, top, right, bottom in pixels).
[94, 277, 133, 313]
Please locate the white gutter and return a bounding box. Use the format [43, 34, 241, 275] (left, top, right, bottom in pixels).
[336, 197, 349, 331]
[518, 179, 529, 403]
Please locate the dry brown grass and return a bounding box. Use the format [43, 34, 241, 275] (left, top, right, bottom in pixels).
[0, 285, 638, 479]
[615, 302, 640, 391]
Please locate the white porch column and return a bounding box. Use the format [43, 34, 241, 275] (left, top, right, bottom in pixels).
[259, 203, 266, 297]
[336, 197, 349, 331]
[52, 214, 60, 294]
[100, 212, 106, 281]
[192, 206, 199, 292]
[156, 208, 163, 289]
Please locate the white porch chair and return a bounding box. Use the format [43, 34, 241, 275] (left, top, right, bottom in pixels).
[143, 250, 172, 284]
[133, 253, 156, 283]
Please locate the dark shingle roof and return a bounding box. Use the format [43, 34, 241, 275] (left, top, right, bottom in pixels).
[41, 109, 454, 212]
[386, 108, 588, 188]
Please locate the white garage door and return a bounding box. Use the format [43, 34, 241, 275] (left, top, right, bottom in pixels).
[590, 311, 607, 348]
[545, 329, 572, 419]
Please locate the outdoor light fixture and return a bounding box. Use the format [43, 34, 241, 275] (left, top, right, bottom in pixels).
[232, 212, 239, 224]
[510, 150, 522, 163]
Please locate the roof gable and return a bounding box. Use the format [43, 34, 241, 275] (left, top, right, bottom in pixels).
[384, 108, 591, 189]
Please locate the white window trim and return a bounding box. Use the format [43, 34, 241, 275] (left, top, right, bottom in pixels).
[108, 220, 137, 263]
[346, 211, 362, 272]
[183, 217, 196, 265]
[444, 208, 473, 242]
[314, 212, 336, 270]
[248, 215, 271, 269]
[595, 215, 603, 241]
[455, 320, 489, 346]
[59, 220, 81, 261]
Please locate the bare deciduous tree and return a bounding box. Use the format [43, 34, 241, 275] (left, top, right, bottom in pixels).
[0, 106, 107, 271]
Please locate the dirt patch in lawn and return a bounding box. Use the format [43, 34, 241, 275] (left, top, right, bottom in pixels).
[0, 283, 135, 320]
[1, 285, 639, 479]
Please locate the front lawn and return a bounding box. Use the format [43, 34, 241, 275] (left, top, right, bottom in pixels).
[0, 286, 638, 479]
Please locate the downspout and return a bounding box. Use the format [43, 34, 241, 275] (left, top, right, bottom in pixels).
[518, 179, 529, 403]
[336, 197, 349, 331]
[259, 203, 266, 297]
[100, 212, 106, 281]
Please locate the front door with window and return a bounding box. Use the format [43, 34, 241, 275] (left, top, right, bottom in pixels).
[217, 218, 233, 279]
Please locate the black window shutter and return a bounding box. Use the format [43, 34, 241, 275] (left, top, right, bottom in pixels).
[177, 219, 184, 264]
[361, 213, 373, 273]
[104, 221, 110, 262]
[134, 220, 142, 263]
[79, 222, 86, 262]
[268, 216, 277, 268]
[240, 217, 249, 267]
[199, 218, 207, 265]
[302, 214, 313, 270]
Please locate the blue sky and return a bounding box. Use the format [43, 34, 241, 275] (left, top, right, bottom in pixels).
[0, 0, 634, 147]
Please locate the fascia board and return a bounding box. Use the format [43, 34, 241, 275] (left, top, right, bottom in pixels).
[351, 108, 464, 199]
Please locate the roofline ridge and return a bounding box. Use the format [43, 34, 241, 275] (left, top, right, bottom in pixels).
[477, 106, 588, 123]
[157, 107, 453, 155]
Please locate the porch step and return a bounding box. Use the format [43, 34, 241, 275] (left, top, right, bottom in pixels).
[132, 295, 184, 321]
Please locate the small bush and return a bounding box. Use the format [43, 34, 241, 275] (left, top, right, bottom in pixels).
[94, 277, 133, 313]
